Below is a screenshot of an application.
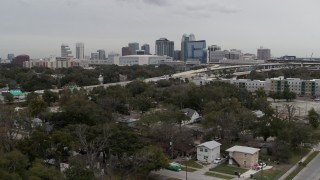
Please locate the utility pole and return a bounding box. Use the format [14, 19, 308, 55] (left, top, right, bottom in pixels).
[170, 136, 173, 158]
[185, 156, 189, 180]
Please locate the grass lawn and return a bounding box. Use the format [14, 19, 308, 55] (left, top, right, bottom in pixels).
[181, 167, 198, 172]
[180, 160, 203, 169]
[166, 178, 182, 180]
[284, 151, 320, 180]
[254, 169, 283, 180]
[204, 172, 234, 180]
[289, 148, 309, 164]
[210, 163, 247, 175]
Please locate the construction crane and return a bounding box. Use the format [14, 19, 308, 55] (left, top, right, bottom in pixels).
[310, 52, 314, 61]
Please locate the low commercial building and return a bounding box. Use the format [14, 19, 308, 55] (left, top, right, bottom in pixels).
[269, 76, 320, 96]
[107, 55, 173, 66]
[23, 57, 80, 69]
[230, 79, 266, 92]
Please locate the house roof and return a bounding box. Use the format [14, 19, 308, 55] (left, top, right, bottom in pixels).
[226, 146, 260, 154]
[197, 140, 221, 149]
[32, 118, 42, 123]
[253, 110, 265, 118]
[181, 108, 197, 117]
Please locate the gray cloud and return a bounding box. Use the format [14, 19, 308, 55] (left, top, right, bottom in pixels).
[143, 0, 169, 6]
[115, 0, 239, 14]
[64, 0, 82, 7]
[183, 1, 240, 14]
[14, 0, 29, 6]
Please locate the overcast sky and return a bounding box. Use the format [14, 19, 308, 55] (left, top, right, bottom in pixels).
[1, 0, 320, 59]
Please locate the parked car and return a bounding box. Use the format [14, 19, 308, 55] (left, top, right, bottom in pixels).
[213, 158, 222, 164]
[257, 162, 267, 169]
[252, 162, 267, 170]
[166, 162, 182, 171]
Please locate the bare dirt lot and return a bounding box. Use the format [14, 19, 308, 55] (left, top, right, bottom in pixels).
[269, 98, 320, 117]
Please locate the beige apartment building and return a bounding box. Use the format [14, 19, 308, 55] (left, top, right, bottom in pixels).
[226, 146, 260, 168]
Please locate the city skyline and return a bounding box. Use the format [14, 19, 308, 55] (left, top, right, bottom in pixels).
[0, 0, 320, 58]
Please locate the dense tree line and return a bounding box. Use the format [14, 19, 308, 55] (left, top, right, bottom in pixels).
[0, 64, 175, 91]
[241, 67, 320, 81]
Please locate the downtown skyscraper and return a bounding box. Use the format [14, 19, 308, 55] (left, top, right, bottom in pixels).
[141, 44, 150, 55]
[181, 33, 196, 61]
[181, 34, 207, 64]
[76, 42, 84, 60]
[61, 44, 72, 57]
[128, 42, 139, 55]
[155, 38, 174, 58]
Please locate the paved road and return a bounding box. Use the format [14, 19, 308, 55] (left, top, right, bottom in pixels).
[293, 154, 320, 180]
[152, 168, 224, 180]
[151, 162, 230, 180]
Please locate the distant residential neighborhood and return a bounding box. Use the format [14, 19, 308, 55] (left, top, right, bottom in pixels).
[0, 63, 319, 180]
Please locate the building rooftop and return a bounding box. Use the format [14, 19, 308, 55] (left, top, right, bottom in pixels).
[197, 140, 221, 149]
[226, 145, 260, 154]
[181, 108, 197, 117]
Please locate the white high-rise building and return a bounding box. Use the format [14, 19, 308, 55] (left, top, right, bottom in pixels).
[76, 43, 85, 60]
[61, 44, 72, 57]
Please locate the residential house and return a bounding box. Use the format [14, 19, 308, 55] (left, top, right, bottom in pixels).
[253, 110, 265, 118]
[31, 118, 43, 128]
[226, 145, 260, 168]
[197, 140, 221, 163]
[181, 108, 200, 125]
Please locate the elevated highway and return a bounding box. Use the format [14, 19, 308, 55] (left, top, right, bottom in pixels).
[39, 62, 320, 92]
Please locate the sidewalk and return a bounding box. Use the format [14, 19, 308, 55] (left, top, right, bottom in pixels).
[278, 149, 314, 180]
[240, 166, 273, 178]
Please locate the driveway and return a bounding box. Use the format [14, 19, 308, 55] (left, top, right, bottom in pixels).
[151, 163, 226, 180]
[240, 166, 273, 178]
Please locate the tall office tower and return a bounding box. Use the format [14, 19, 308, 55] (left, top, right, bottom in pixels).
[76, 42, 85, 60]
[181, 33, 196, 61]
[122, 47, 131, 56]
[128, 42, 139, 55]
[141, 44, 150, 55]
[155, 38, 174, 58]
[91, 52, 99, 60]
[257, 47, 271, 60]
[186, 40, 207, 64]
[61, 44, 72, 57]
[208, 45, 223, 63]
[174, 50, 181, 60]
[7, 54, 15, 60]
[97, 49, 106, 60]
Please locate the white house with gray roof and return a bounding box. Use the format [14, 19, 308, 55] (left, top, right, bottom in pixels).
[181, 108, 200, 125]
[197, 140, 221, 163]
